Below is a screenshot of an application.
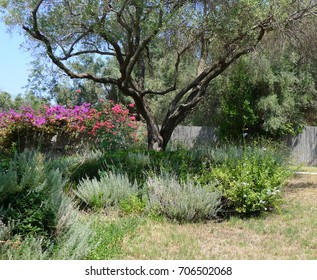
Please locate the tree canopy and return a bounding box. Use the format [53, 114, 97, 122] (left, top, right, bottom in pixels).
[1, 0, 317, 149]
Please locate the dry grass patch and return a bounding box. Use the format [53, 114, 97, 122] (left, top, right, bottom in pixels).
[294, 166, 317, 173]
[121, 175, 317, 260]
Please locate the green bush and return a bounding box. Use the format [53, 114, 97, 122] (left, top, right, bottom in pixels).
[206, 144, 292, 216]
[0, 151, 96, 260]
[119, 194, 147, 215]
[0, 152, 64, 238]
[67, 150, 105, 183]
[0, 236, 51, 260]
[52, 218, 96, 260]
[74, 171, 139, 211]
[0, 216, 96, 260]
[146, 173, 222, 223]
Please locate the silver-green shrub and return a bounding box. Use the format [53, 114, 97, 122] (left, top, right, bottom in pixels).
[146, 173, 222, 222]
[51, 216, 96, 260]
[0, 151, 96, 260]
[74, 171, 138, 211]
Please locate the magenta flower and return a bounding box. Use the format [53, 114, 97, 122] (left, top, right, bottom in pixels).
[25, 112, 34, 119]
[34, 117, 46, 127]
[0, 100, 142, 151]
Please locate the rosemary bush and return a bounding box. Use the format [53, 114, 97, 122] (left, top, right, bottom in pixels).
[146, 173, 222, 223]
[74, 171, 139, 211]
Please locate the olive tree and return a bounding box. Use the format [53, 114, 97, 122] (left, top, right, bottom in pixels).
[1, 0, 316, 150]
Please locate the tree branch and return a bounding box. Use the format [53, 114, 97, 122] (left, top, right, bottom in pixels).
[162, 19, 269, 129]
[124, 9, 163, 82]
[59, 49, 117, 60]
[141, 43, 191, 96]
[23, 3, 119, 85]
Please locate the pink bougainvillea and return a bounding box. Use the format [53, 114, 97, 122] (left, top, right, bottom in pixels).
[0, 101, 142, 153]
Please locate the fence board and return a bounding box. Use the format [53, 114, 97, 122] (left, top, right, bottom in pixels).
[170, 126, 317, 166]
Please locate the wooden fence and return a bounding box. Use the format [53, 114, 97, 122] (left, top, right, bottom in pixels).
[170, 126, 317, 165]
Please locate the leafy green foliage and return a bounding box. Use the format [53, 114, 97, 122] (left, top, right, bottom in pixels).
[189, 53, 317, 140]
[0, 138, 293, 259]
[203, 144, 292, 216]
[68, 149, 205, 187]
[0, 91, 14, 111]
[3, 0, 316, 150]
[0, 152, 64, 238]
[0, 91, 48, 112]
[68, 150, 106, 183]
[68, 141, 292, 218]
[119, 195, 147, 215]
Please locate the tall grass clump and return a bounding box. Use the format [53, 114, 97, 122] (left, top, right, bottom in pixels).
[74, 171, 139, 211]
[88, 215, 143, 260]
[146, 173, 222, 223]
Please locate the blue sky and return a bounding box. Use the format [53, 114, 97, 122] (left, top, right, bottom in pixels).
[0, 21, 32, 97]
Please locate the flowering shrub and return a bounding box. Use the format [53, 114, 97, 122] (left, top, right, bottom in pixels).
[205, 145, 292, 216]
[89, 100, 141, 150]
[0, 101, 141, 154]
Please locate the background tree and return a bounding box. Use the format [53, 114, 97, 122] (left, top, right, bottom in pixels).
[0, 91, 14, 111]
[221, 55, 316, 139]
[186, 26, 317, 140]
[1, 0, 317, 150]
[0, 90, 48, 111]
[26, 57, 106, 106]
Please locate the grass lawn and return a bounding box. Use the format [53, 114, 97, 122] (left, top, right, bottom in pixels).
[294, 166, 317, 173]
[93, 174, 317, 260]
